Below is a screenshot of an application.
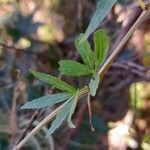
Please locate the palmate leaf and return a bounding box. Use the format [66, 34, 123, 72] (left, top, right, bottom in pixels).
[46, 91, 80, 135]
[21, 93, 71, 109]
[46, 96, 75, 136]
[59, 60, 92, 76]
[94, 30, 109, 68]
[89, 73, 100, 96]
[82, 0, 118, 41]
[75, 35, 95, 70]
[30, 69, 76, 94]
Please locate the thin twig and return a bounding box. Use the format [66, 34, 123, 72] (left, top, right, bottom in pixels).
[14, 9, 150, 150]
[13, 103, 65, 150]
[87, 93, 95, 132]
[98, 10, 150, 78]
[10, 87, 18, 149]
[61, 8, 150, 150]
[16, 110, 40, 144]
[0, 81, 17, 88]
[14, 87, 88, 150]
[10, 70, 20, 149]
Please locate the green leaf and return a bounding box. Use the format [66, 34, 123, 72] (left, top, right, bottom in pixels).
[30, 69, 76, 94]
[59, 60, 92, 76]
[82, 0, 118, 40]
[89, 73, 100, 96]
[67, 91, 79, 128]
[21, 93, 71, 109]
[94, 30, 109, 68]
[46, 96, 75, 135]
[75, 35, 95, 69]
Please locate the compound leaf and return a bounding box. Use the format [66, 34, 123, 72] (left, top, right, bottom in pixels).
[46, 96, 74, 135]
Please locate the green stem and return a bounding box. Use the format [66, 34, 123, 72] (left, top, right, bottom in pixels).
[78, 86, 89, 99]
[14, 10, 150, 150]
[98, 10, 150, 79]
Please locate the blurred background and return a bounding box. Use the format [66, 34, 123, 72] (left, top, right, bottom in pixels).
[0, 0, 149, 149]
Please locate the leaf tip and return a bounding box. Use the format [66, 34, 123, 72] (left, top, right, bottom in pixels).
[20, 102, 36, 110]
[67, 121, 76, 128]
[29, 69, 37, 76]
[20, 104, 27, 110]
[68, 124, 76, 128]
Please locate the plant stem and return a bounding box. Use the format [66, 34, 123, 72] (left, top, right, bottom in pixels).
[98, 10, 150, 78]
[10, 88, 18, 149]
[13, 104, 65, 150]
[78, 86, 89, 98]
[14, 9, 150, 150]
[13, 86, 88, 150]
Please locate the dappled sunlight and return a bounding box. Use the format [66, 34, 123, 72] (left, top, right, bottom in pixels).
[0, 0, 149, 149]
[108, 111, 135, 150]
